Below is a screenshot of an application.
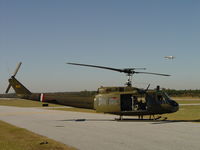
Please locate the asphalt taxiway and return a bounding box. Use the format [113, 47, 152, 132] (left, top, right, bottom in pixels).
[0, 106, 200, 150]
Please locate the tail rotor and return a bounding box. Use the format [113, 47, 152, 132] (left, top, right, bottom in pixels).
[5, 62, 22, 93]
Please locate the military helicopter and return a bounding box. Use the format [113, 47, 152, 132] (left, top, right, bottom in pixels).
[5, 62, 179, 120]
[67, 63, 179, 120]
[164, 56, 175, 60]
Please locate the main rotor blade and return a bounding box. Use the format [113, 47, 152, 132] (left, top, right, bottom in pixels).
[67, 63, 170, 76]
[134, 71, 170, 76]
[67, 62, 123, 73]
[5, 83, 11, 93]
[13, 62, 22, 77]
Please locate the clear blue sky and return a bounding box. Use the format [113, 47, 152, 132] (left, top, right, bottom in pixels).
[0, 0, 200, 93]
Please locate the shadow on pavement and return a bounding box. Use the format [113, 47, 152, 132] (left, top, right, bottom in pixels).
[59, 119, 115, 122]
[58, 118, 200, 124]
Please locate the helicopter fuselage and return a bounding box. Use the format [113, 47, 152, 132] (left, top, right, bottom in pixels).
[94, 86, 179, 116]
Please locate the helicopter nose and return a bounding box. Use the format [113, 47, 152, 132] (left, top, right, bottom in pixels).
[169, 100, 179, 107]
[169, 100, 179, 112]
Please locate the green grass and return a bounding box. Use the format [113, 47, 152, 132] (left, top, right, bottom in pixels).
[175, 100, 200, 104]
[163, 105, 200, 122]
[0, 99, 95, 113]
[172, 96, 200, 100]
[0, 99, 63, 107]
[0, 120, 76, 150]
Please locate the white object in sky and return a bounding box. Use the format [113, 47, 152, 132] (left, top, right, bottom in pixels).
[164, 56, 175, 59]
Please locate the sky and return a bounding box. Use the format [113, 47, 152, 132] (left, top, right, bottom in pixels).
[0, 0, 200, 93]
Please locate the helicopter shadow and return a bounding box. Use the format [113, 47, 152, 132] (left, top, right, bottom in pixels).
[58, 118, 116, 122]
[151, 119, 200, 124]
[58, 118, 168, 123]
[115, 118, 170, 124]
[58, 118, 200, 124]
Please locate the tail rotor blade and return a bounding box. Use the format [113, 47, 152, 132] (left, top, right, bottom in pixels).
[13, 62, 22, 77]
[5, 62, 22, 93]
[145, 84, 150, 92]
[5, 83, 11, 93]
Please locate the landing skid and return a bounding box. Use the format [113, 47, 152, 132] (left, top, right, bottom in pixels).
[115, 115, 123, 121]
[115, 115, 168, 121]
[150, 115, 168, 121]
[154, 116, 161, 120]
[161, 117, 168, 121]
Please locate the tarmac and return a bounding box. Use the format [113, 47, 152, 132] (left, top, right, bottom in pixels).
[0, 105, 200, 150]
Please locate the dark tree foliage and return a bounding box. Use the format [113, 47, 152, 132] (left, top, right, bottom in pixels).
[162, 89, 200, 97]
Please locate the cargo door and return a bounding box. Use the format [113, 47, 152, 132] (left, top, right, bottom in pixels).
[120, 94, 132, 111]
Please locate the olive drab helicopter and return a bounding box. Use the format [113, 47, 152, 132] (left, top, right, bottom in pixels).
[5, 62, 179, 120]
[67, 63, 179, 120]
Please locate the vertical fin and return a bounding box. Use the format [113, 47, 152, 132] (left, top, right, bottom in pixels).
[8, 76, 32, 95]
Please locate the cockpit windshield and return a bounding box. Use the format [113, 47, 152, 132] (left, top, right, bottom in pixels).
[162, 92, 170, 100]
[157, 92, 170, 104]
[146, 91, 172, 105]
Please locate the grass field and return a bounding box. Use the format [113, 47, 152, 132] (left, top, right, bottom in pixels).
[172, 97, 200, 100]
[175, 99, 200, 104]
[0, 98, 63, 107]
[0, 120, 76, 150]
[163, 105, 200, 122]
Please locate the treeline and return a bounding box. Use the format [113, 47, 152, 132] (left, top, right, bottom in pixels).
[162, 89, 200, 97]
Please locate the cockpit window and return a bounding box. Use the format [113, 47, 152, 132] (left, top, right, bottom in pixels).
[157, 94, 166, 104]
[157, 92, 170, 104]
[163, 92, 170, 99]
[146, 92, 171, 105]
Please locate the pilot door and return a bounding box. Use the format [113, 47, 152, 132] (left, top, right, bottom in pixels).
[120, 94, 132, 111]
